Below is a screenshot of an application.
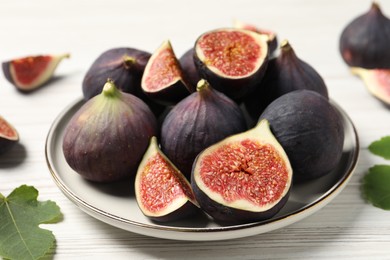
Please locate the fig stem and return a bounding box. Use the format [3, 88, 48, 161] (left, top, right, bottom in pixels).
[196, 79, 210, 92]
[123, 55, 136, 69]
[280, 40, 291, 51]
[102, 79, 121, 98]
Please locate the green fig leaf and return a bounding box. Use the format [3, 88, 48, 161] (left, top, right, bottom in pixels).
[368, 136, 390, 159]
[0, 185, 62, 260]
[362, 165, 390, 210]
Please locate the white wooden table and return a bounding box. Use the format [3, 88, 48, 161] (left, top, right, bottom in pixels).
[1, 0, 390, 259]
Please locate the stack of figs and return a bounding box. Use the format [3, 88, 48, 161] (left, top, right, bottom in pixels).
[62, 21, 347, 225]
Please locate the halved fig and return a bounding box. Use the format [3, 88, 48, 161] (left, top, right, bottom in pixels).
[191, 119, 292, 224]
[0, 115, 19, 155]
[161, 79, 247, 179]
[351, 67, 390, 105]
[194, 28, 269, 100]
[2, 53, 69, 91]
[141, 40, 191, 105]
[135, 136, 199, 222]
[82, 47, 151, 100]
[233, 19, 278, 54]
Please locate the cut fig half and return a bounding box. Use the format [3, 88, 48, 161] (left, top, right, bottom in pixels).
[2, 53, 70, 91]
[191, 119, 292, 224]
[135, 136, 199, 222]
[351, 67, 390, 105]
[0, 115, 19, 155]
[194, 28, 269, 100]
[233, 19, 278, 54]
[141, 40, 191, 105]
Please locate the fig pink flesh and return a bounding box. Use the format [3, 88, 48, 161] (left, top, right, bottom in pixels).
[0, 120, 16, 138]
[11, 56, 51, 85]
[374, 69, 390, 95]
[198, 31, 261, 77]
[199, 139, 289, 206]
[140, 153, 195, 213]
[144, 48, 181, 91]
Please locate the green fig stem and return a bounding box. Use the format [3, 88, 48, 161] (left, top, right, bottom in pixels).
[196, 79, 211, 92]
[102, 79, 121, 98]
[280, 39, 292, 52]
[123, 55, 136, 69]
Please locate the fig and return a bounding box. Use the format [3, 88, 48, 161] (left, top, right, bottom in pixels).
[233, 19, 278, 54]
[82, 47, 151, 100]
[245, 40, 329, 120]
[351, 67, 390, 105]
[161, 79, 247, 178]
[62, 79, 158, 182]
[0, 115, 19, 155]
[141, 40, 191, 105]
[259, 90, 344, 182]
[339, 2, 390, 69]
[2, 53, 69, 92]
[191, 119, 292, 224]
[179, 48, 200, 91]
[194, 28, 269, 100]
[135, 136, 199, 222]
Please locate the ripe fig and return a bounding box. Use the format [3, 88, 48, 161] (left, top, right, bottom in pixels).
[191, 119, 292, 224]
[259, 90, 344, 182]
[244, 40, 329, 120]
[161, 79, 247, 178]
[233, 19, 278, 54]
[62, 79, 158, 183]
[141, 40, 191, 105]
[179, 48, 200, 91]
[0, 115, 19, 155]
[194, 28, 269, 100]
[339, 2, 390, 69]
[135, 136, 199, 222]
[351, 67, 390, 105]
[82, 47, 151, 100]
[2, 53, 69, 92]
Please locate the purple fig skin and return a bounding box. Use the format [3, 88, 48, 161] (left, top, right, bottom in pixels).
[160, 80, 247, 179]
[148, 200, 199, 223]
[63, 80, 158, 183]
[179, 48, 200, 92]
[143, 79, 191, 106]
[259, 90, 344, 182]
[193, 29, 269, 101]
[82, 47, 151, 100]
[245, 40, 329, 121]
[339, 2, 390, 69]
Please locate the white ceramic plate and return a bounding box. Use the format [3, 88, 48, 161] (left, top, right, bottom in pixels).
[45, 98, 359, 241]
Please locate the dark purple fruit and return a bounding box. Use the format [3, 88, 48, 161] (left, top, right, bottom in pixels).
[135, 136, 199, 222]
[0, 115, 19, 155]
[194, 28, 269, 100]
[259, 90, 344, 182]
[2, 53, 69, 92]
[161, 79, 247, 178]
[62, 79, 158, 182]
[245, 40, 328, 120]
[82, 47, 151, 100]
[179, 48, 200, 92]
[141, 40, 191, 105]
[191, 119, 292, 224]
[233, 20, 278, 54]
[340, 2, 390, 69]
[351, 67, 390, 105]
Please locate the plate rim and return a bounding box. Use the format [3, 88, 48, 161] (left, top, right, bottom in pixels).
[45, 97, 360, 240]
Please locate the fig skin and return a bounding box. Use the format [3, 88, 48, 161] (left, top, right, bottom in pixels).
[135, 136, 199, 222]
[141, 40, 192, 106]
[339, 2, 390, 69]
[245, 40, 328, 121]
[259, 90, 344, 182]
[193, 28, 269, 100]
[179, 48, 200, 92]
[63, 80, 158, 183]
[82, 47, 151, 100]
[191, 119, 292, 224]
[161, 79, 247, 179]
[0, 115, 19, 155]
